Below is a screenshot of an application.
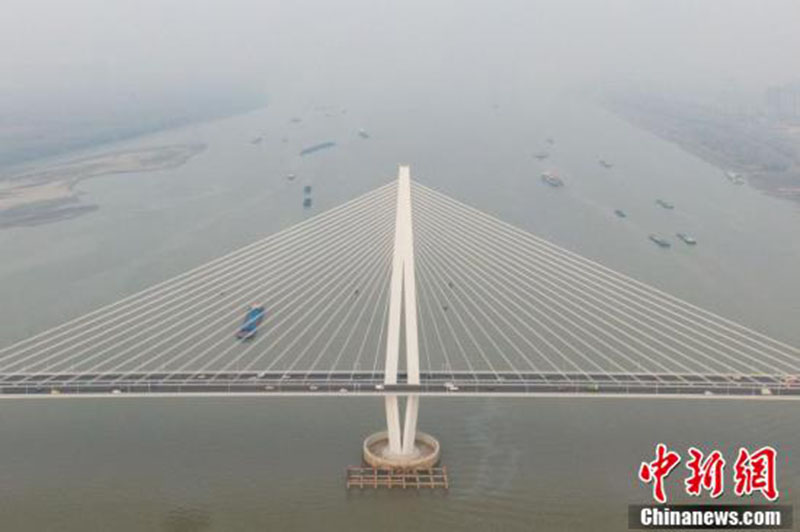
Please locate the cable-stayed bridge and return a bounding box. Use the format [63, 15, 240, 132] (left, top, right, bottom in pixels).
[1, 167, 799, 401]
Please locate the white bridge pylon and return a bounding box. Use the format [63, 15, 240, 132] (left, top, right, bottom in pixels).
[384, 165, 421, 456]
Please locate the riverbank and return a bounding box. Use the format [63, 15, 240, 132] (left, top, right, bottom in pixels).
[605, 94, 800, 204]
[0, 144, 206, 228]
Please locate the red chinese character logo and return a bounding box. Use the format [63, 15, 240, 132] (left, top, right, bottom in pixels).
[684, 447, 725, 498]
[639, 443, 681, 503]
[734, 446, 779, 501]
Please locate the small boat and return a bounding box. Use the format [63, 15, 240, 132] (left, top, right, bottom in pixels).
[303, 197, 313, 208]
[655, 199, 675, 210]
[599, 159, 614, 169]
[725, 171, 741, 181]
[534, 152, 549, 160]
[541, 171, 564, 187]
[358, 128, 370, 139]
[614, 209, 627, 218]
[287, 173, 296, 181]
[237, 305, 265, 340]
[676, 233, 697, 245]
[649, 234, 671, 248]
[725, 171, 746, 185]
[299, 141, 336, 157]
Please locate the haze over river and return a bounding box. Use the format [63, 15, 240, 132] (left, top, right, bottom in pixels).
[1, 93, 798, 531]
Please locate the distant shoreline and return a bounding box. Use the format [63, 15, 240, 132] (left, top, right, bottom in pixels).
[0, 143, 206, 228]
[0, 100, 266, 172]
[605, 96, 800, 205]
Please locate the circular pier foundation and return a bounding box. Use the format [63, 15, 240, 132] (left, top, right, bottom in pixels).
[363, 431, 441, 469]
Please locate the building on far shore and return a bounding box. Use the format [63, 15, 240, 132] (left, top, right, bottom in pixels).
[765, 84, 800, 123]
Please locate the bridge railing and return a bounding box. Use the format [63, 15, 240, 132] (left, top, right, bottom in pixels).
[1, 372, 799, 397]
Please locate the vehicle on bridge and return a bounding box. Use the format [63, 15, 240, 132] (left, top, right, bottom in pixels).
[236, 305, 266, 340]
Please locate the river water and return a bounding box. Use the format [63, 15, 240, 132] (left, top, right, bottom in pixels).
[0, 93, 798, 531]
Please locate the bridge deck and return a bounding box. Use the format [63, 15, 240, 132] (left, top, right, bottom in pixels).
[2, 371, 798, 398]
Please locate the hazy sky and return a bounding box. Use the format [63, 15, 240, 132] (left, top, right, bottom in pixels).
[2, 0, 799, 110]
